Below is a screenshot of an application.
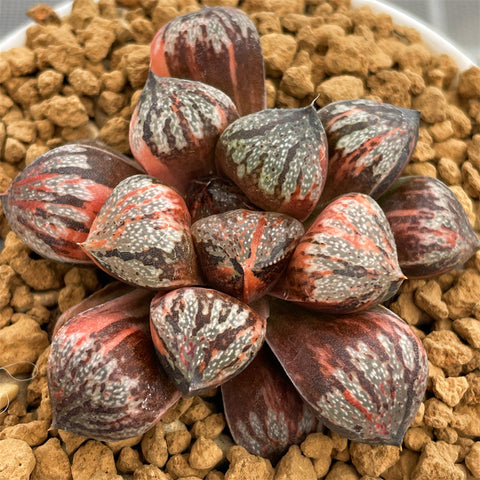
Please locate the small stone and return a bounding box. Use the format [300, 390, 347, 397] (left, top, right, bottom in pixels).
[429, 120, 454, 142]
[432, 376, 469, 407]
[414, 280, 449, 321]
[325, 461, 360, 480]
[0, 317, 49, 375]
[189, 437, 223, 470]
[225, 446, 274, 480]
[106, 435, 143, 455]
[434, 138, 468, 164]
[423, 398, 453, 429]
[166, 429, 192, 455]
[389, 291, 425, 325]
[260, 33, 297, 77]
[190, 413, 226, 439]
[403, 427, 432, 452]
[458, 66, 480, 99]
[133, 464, 171, 480]
[116, 446, 143, 474]
[166, 453, 209, 479]
[125, 46, 150, 88]
[412, 441, 464, 480]
[349, 443, 400, 477]
[71, 440, 117, 480]
[44, 95, 89, 127]
[301, 432, 333, 459]
[412, 86, 448, 124]
[316, 75, 364, 105]
[180, 398, 215, 426]
[452, 404, 480, 436]
[437, 157, 462, 185]
[141, 422, 168, 468]
[274, 445, 316, 480]
[32, 438, 72, 480]
[0, 420, 49, 447]
[0, 438, 36, 480]
[434, 427, 458, 444]
[0, 382, 19, 410]
[465, 441, 480, 478]
[68, 68, 100, 96]
[423, 330, 473, 375]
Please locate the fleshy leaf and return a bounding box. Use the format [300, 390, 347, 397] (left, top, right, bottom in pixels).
[150, 6, 266, 117]
[222, 345, 319, 463]
[129, 72, 239, 194]
[48, 289, 181, 441]
[81, 174, 201, 289]
[215, 104, 328, 221]
[191, 209, 304, 303]
[317, 99, 420, 204]
[150, 287, 266, 396]
[379, 175, 480, 278]
[275, 193, 404, 313]
[266, 301, 428, 445]
[1, 141, 142, 263]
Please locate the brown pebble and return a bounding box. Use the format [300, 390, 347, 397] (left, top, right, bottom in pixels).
[260, 33, 297, 77]
[316, 75, 364, 105]
[189, 436, 223, 470]
[412, 86, 448, 124]
[464, 441, 480, 478]
[166, 453, 210, 479]
[44, 95, 89, 127]
[411, 441, 464, 480]
[190, 413, 226, 439]
[403, 427, 433, 452]
[0, 317, 49, 375]
[0, 419, 49, 447]
[423, 398, 453, 429]
[423, 330, 473, 375]
[349, 443, 400, 477]
[68, 68, 100, 96]
[431, 376, 469, 407]
[444, 269, 480, 319]
[301, 432, 333, 460]
[98, 116, 130, 153]
[32, 437, 72, 480]
[274, 445, 316, 480]
[141, 422, 168, 468]
[325, 461, 359, 480]
[452, 404, 480, 436]
[180, 397, 215, 426]
[0, 438, 36, 480]
[414, 280, 449, 322]
[437, 157, 462, 185]
[458, 66, 480, 99]
[166, 428, 192, 455]
[116, 446, 143, 474]
[133, 464, 172, 480]
[225, 445, 274, 480]
[71, 440, 117, 480]
[125, 46, 150, 88]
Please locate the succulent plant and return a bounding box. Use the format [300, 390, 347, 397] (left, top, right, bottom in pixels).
[5, 4, 478, 457]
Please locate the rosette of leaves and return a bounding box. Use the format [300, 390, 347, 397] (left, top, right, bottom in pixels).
[4, 5, 479, 463]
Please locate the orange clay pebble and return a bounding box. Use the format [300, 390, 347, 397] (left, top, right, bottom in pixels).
[0, 438, 36, 480]
[31, 437, 72, 480]
[349, 443, 400, 477]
